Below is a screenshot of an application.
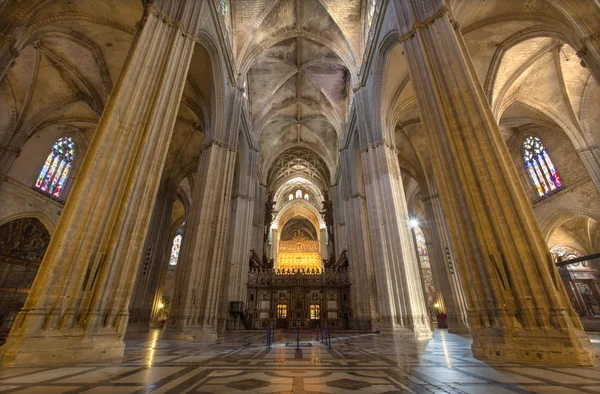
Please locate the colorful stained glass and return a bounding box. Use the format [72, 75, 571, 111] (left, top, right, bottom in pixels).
[35, 136, 75, 198]
[169, 223, 185, 266]
[526, 163, 544, 196]
[35, 155, 53, 188]
[522, 136, 562, 197]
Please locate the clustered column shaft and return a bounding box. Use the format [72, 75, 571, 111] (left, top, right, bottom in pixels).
[0, 3, 202, 366]
[394, 0, 595, 364]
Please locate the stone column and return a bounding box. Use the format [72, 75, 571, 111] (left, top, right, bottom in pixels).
[359, 139, 432, 339]
[128, 180, 177, 331]
[421, 190, 469, 332]
[166, 139, 238, 339]
[394, 0, 595, 364]
[271, 228, 279, 265]
[219, 147, 258, 330]
[338, 140, 378, 330]
[0, 1, 203, 366]
[320, 228, 328, 261]
[252, 182, 266, 254]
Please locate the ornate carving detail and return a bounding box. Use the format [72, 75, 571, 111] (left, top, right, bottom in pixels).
[146, 3, 201, 43]
[421, 193, 440, 203]
[0, 218, 50, 266]
[248, 268, 350, 287]
[580, 31, 600, 44]
[398, 5, 450, 44]
[321, 191, 334, 254]
[201, 138, 237, 153]
[263, 191, 276, 244]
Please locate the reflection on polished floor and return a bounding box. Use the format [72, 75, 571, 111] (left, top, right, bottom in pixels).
[0, 330, 598, 393]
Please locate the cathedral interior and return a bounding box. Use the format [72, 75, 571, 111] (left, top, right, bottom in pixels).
[1, 0, 600, 392]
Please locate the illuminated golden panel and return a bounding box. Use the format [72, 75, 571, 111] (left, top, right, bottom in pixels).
[277, 252, 321, 272]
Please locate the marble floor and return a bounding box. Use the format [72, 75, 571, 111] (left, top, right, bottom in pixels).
[0, 330, 598, 393]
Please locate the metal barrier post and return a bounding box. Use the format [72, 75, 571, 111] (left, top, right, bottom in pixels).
[327, 328, 332, 350]
[266, 326, 271, 349]
[321, 328, 325, 343]
[316, 329, 319, 342]
[296, 325, 300, 350]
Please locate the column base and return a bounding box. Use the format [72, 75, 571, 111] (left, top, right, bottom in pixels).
[447, 324, 471, 334]
[164, 326, 217, 340]
[0, 334, 125, 366]
[126, 322, 150, 333]
[348, 319, 373, 330]
[380, 325, 433, 341]
[471, 328, 596, 366]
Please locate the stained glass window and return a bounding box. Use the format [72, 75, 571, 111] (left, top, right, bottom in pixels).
[522, 136, 562, 197]
[296, 189, 303, 199]
[414, 226, 429, 266]
[289, 194, 294, 201]
[169, 223, 185, 266]
[304, 193, 309, 201]
[35, 136, 75, 198]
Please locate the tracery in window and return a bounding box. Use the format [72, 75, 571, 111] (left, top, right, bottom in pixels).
[289, 194, 294, 201]
[296, 189, 303, 199]
[522, 136, 562, 197]
[35, 136, 75, 198]
[169, 223, 186, 266]
[304, 193, 309, 201]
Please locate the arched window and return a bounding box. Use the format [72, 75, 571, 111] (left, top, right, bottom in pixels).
[289, 194, 294, 201]
[522, 136, 562, 197]
[304, 193, 309, 201]
[413, 226, 429, 266]
[296, 189, 303, 199]
[35, 136, 75, 198]
[169, 223, 185, 266]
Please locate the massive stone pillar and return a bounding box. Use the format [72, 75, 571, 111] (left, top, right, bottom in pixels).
[219, 146, 258, 329]
[166, 135, 240, 338]
[320, 228, 328, 260]
[271, 228, 279, 264]
[252, 183, 266, 255]
[338, 138, 378, 330]
[127, 180, 178, 331]
[0, 1, 203, 366]
[354, 92, 432, 339]
[421, 188, 469, 332]
[394, 0, 595, 364]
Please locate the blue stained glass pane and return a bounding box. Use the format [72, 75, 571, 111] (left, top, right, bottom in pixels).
[523, 136, 562, 197]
